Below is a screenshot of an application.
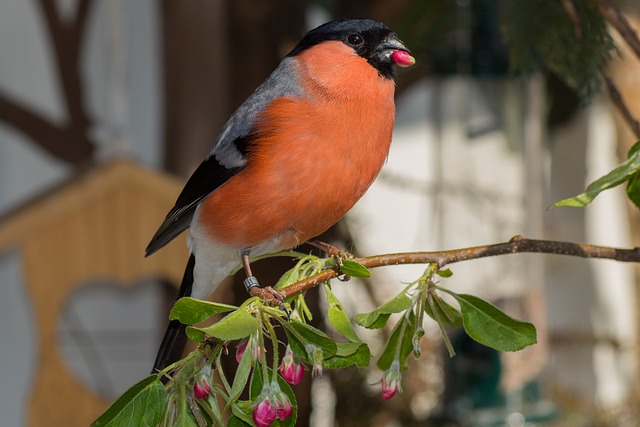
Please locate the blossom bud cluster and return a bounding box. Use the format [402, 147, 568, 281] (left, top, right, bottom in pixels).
[253, 384, 294, 427]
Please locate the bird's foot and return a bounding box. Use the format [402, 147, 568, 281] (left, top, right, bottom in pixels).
[244, 276, 288, 315]
[310, 240, 353, 272]
[309, 240, 348, 258]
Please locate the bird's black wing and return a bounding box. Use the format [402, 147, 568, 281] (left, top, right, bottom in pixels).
[145, 154, 243, 256]
[152, 253, 195, 373]
[145, 58, 303, 256]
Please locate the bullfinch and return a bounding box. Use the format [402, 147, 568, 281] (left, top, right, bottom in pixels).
[148, 18, 415, 371]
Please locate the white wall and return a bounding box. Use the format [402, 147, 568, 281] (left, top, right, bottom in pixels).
[0, 1, 161, 425]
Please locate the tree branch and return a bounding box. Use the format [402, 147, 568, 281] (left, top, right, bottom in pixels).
[595, 0, 640, 61]
[559, 0, 582, 38]
[561, 0, 640, 141]
[602, 74, 640, 140]
[71, 0, 93, 43]
[38, 0, 93, 127]
[0, 0, 96, 164]
[2, 0, 97, 165]
[0, 89, 93, 163]
[282, 235, 640, 298]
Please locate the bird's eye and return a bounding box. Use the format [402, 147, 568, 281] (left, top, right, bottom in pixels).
[347, 33, 364, 46]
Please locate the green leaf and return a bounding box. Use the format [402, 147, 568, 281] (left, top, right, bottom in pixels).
[204, 391, 223, 426]
[442, 291, 537, 352]
[436, 268, 453, 278]
[170, 297, 237, 325]
[628, 141, 640, 158]
[249, 366, 262, 400]
[323, 342, 371, 369]
[91, 375, 166, 427]
[227, 339, 255, 407]
[283, 320, 337, 362]
[626, 173, 640, 209]
[552, 147, 640, 207]
[230, 401, 255, 426]
[355, 287, 412, 329]
[193, 309, 259, 341]
[340, 259, 371, 278]
[275, 255, 326, 290]
[323, 287, 372, 367]
[425, 292, 457, 357]
[274, 266, 298, 289]
[185, 326, 205, 343]
[376, 312, 415, 371]
[325, 286, 362, 343]
[173, 406, 198, 427]
[626, 144, 640, 209]
[424, 294, 463, 328]
[227, 415, 252, 427]
[284, 329, 308, 362]
[627, 141, 640, 208]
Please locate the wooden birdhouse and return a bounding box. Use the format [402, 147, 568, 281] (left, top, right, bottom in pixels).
[0, 159, 189, 427]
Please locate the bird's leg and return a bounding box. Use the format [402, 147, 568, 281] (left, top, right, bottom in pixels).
[241, 251, 287, 311]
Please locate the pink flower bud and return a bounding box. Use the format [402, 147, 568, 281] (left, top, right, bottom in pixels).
[253, 381, 294, 425]
[381, 377, 398, 400]
[280, 360, 304, 385]
[278, 346, 304, 385]
[192, 364, 213, 399]
[236, 338, 262, 363]
[236, 339, 248, 363]
[380, 363, 402, 400]
[193, 380, 211, 399]
[253, 398, 277, 427]
[276, 399, 293, 420]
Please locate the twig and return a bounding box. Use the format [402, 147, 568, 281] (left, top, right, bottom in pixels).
[15, 0, 96, 164]
[561, 0, 640, 140]
[0, 0, 96, 164]
[559, 0, 581, 38]
[595, 0, 640, 61]
[602, 74, 640, 140]
[282, 235, 640, 298]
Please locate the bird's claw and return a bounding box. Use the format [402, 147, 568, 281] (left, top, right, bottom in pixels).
[245, 276, 290, 318]
[309, 240, 349, 258]
[310, 240, 352, 271]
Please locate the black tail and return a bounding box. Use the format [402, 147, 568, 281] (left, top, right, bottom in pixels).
[152, 254, 195, 373]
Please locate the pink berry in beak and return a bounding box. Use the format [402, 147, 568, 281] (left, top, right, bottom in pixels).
[391, 50, 415, 67]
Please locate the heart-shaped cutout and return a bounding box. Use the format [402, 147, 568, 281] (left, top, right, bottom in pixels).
[57, 278, 169, 399]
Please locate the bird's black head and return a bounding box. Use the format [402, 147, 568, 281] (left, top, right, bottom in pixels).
[288, 19, 413, 79]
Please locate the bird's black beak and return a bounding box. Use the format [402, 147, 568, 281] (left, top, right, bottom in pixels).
[376, 34, 415, 68]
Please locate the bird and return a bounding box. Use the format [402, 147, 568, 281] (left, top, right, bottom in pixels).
[148, 18, 415, 372]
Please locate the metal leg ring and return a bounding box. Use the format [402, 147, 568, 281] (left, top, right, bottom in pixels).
[243, 276, 260, 292]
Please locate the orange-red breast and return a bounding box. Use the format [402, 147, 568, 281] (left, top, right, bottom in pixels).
[148, 18, 414, 371]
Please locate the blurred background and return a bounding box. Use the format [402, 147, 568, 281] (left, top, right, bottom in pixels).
[0, 0, 639, 426]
